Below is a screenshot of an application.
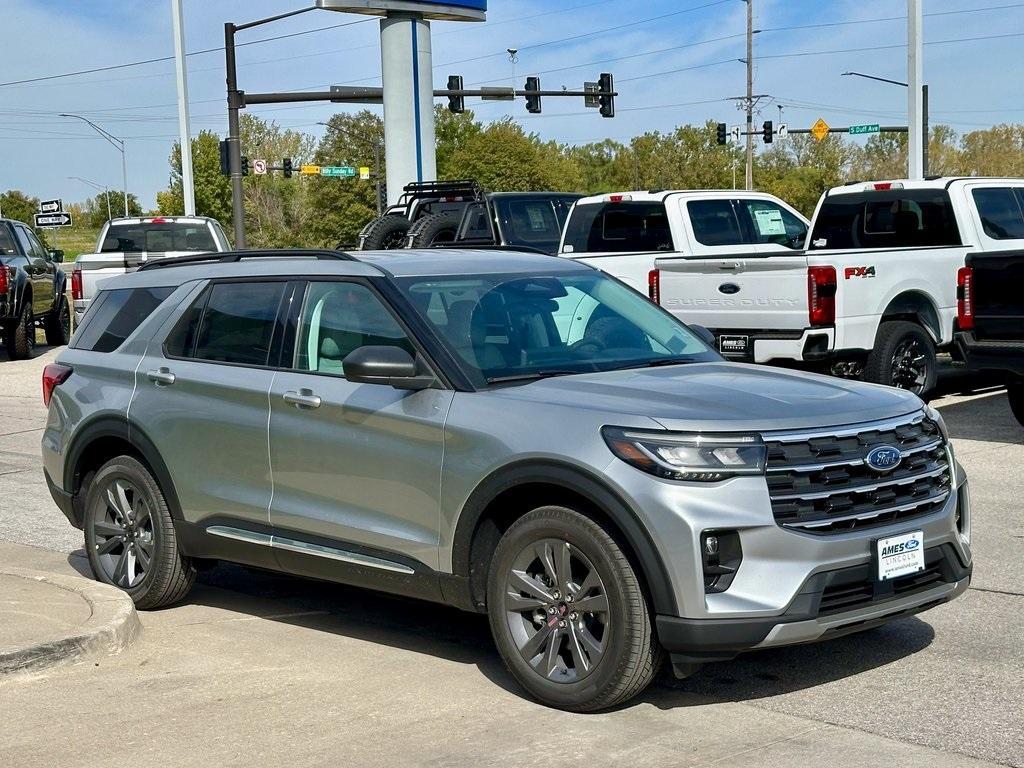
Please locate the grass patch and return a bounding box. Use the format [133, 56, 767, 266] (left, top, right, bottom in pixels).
[44, 227, 101, 261]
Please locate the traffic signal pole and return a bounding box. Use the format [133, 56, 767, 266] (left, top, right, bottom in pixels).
[744, 0, 754, 191]
[225, 22, 245, 247]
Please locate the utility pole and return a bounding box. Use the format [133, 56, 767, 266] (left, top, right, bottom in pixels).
[744, 0, 754, 190]
[907, 0, 924, 179]
[171, 0, 195, 215]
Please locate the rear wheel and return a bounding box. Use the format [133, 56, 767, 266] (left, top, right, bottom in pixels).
[486, 506, 660, 712]
[359, 214, 411, 250]
[864, 321, 937, 395]
[5, 301, 35, 360]
[406, 210, 463, 248]
[44, 294, 71, 346]
[1008, 380, 1024, 428]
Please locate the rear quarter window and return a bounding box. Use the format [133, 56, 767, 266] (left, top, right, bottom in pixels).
[810, 190, 961, 249]
[72, 287, 175, 353]
[972, 188, 1024, 240]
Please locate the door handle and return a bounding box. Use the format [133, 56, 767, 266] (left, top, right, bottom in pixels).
[283, 389, 322, 409]
[147, 367, 176, 386]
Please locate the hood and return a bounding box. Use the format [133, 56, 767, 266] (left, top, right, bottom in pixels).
[486, 362, 923, 433]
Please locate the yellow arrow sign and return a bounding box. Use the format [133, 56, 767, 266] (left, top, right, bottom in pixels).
[811, 118, 830, 142]
[300, 165, 322, 175]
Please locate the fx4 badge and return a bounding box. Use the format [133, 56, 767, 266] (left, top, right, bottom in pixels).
[844, 266, 876, 279]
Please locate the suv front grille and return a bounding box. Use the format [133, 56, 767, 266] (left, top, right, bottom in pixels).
[764, 414, 952, 534]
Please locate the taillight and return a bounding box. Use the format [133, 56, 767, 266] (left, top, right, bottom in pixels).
[957, 266, 974, 330]
[0, 267, 8, 294]
[808, 266, 837, 326]
[648, 269, 660, 304]
[42, 364, 73, 406]
[71, 268, 83, 300]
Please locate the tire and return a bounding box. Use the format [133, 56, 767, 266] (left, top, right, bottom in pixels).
[83, 456, 196, 610]
[44, 294, 71, 347]
[5, 300, 35, 360]
[1009, 380, 1024, 428]
[486, 506, 660, 712]
[864, 320, 937, 395]
[406, 210, 463, 248]
[359, 214, 411, 250]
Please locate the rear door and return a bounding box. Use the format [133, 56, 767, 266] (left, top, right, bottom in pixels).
[13, 224, 56, 316]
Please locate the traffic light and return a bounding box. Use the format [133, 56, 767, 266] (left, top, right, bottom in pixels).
[763, 120, 774, 144]
[716, 123, 728, 146]
[447, 75, 465, 114]
[240, 156, 250, 176]
[283, 158, 293, 179]
[525, 76, 542, 114]
[219, 139, 230, 176]
[598, 72, 615, 118]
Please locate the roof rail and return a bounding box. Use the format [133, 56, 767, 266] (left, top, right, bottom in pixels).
[137, 249, 357, 272]
[426, 243, 552, 256]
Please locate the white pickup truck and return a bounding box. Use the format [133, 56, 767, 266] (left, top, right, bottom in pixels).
[71, 216, 230, 323]
[649, 177, 1024, 394]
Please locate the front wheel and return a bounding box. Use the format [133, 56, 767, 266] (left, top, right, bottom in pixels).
[864, 321, 937, 396]
[486, 506, 660, 712]
[1008, 380, 1024, 428]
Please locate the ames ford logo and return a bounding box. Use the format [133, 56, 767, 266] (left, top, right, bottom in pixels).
[866, 445, 902, 473]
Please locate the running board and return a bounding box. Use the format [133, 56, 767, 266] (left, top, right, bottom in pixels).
[205, 526, 415, 575]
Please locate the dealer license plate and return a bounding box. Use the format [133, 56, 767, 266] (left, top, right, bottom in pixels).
[876, 530, 925, 581]
[718, 335, 749, 356]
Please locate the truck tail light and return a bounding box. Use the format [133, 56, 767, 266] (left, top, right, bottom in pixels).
[71, 268, 83, 300]
[807, 266, 837, 326]
[648, 269, 660, 304]
[957, 266, 974, 330]
[42, 363, 73, 406]
[0, 267, 8, 295]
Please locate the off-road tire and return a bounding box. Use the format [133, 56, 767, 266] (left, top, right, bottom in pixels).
[44, 294, 71, 346]
[359, 214, 411, 250]
[84, 456, 196, 610]
[5, 300, 35, 360]
[406, 210, 463, 248]
[487, 506, 660, 712]
[864, 320, 937, 395]
[1008, 380, 1024, 428]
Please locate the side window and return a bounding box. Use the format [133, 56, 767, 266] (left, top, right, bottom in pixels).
[25, 228, 49, 260]
[12, 226, 35, 258]
[688, 200, 746, 246]
[72, 287, 174, 353]
[295, 282, 413, 376]
[741, 200, 807, 248]
[0, 225, 18, 256]
[972, 188, 1024, 240]
[191, 282, 286, 366]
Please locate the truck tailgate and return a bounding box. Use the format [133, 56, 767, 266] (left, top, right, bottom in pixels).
[655, 254, 810, 330]
[968, 251, 1024, 341]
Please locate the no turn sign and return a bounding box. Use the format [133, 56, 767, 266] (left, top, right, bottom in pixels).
[253, 159, 268, 176]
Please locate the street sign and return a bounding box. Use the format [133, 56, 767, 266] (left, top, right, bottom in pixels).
[849, 123, 881, 136]
[777, 123, 788, 138]
[39, 199, 63, 214]
[359, 167, 371, 181]
[321, 166, 357, 177]
[253, 159, 268, 175]
[300, 165, 322, 175]
[811, 118, 831, 142]
[584, 82, 600, 109]
[34, 212, 72, 228]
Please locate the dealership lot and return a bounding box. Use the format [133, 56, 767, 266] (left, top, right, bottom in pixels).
[1, 347, 1021, 767]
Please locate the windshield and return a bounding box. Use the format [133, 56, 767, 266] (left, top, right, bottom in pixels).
[397, 270, 718, 387]
[561, 201, 674, 254]
[101, 222, 217, 253]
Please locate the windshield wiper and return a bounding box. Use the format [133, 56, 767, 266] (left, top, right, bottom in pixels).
[605, 358, 694, 372]
[486, 370, 580, 385]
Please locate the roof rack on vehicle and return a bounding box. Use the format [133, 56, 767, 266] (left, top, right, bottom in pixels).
[426, 243, 552, 256]
[137, 249, 357, 271]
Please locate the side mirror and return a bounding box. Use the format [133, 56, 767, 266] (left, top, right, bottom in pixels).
[342, 346, 435, 391]
[49, 249, 65, 263]
[689, 324, 717, 348]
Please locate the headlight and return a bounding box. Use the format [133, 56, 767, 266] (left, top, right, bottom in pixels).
[926, 405, 950, 441]
[602, 427, 766, 482]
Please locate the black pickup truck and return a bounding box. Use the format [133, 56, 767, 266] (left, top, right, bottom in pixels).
[0, 218, 70, 359]
[956, 251, 1024, 426]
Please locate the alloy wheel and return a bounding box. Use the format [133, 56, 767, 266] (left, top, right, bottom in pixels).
[23, 307, 35, 353]
[91, 478, 155, 589]
[503, 538, 610, 684]
[890, 338, 929, 393]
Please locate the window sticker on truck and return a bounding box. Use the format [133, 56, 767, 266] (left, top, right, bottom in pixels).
[844, 266, 876, 279]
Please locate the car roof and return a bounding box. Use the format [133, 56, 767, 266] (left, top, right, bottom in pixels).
[105, 216, 219, 226]
[827, 177, 1024, 196]
[572, 190, 787, 204]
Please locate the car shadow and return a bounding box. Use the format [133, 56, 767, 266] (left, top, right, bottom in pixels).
[931, 388, 1024, 447]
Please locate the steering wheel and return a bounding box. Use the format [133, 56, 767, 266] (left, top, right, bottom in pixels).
[569, 336, 607, 358]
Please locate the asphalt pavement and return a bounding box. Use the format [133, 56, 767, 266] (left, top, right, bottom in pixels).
[1, 344, 1022, 767]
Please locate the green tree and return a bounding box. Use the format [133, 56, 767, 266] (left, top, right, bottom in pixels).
[959, 124, 1024, 176]
[82, 191, 142, 228]
[435, 106, 483, 178]
[156, 130, 232, 230]
[758, 134, 858, 216]
[0, 189, 39, 225]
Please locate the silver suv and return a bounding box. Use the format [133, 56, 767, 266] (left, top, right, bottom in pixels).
[41, 249, 972, 711]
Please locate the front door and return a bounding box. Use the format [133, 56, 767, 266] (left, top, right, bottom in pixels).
[268, 279, 453, 572]
[13, 224, 56, 316]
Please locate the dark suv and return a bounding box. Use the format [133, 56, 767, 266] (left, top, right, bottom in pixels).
[0, 218, 70, 358]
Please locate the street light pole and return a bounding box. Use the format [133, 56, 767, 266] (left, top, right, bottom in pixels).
[59, 113, 129, 216]
[841, 70, 930, 176]
[171, 0, 196, 215]
[908, 0, 924, 180]
[69, 176, 113, 221]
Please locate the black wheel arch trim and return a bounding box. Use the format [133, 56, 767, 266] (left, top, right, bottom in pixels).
[450, 460, 679, 616]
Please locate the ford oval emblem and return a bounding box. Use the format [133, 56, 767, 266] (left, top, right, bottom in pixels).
[904, 539, 921, 551]
[866, 445, 902, 473]
[719, 283, 741, 295]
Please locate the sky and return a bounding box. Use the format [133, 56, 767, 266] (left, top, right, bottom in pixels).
[1, 0, 1023, 210]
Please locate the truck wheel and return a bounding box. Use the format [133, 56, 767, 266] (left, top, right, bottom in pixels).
[864, 321, 937, 395]
[486, 506, 660, 712]
[1008, 381, 1024, 428]
[5, 301, 35, 360]
[359, 214, 410, 250]
[406, 210, 462, 248]
[44, 295, 71, 346]
[84, 456, 196, 609]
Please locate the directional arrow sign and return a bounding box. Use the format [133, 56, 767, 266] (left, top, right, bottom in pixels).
[849, 123, 881, 136]
[35, 212, 72, 228]
[811, 118, 831, 142]
[39, 199, 63, 214]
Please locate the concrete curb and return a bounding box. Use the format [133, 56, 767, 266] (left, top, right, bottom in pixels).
[0, 567, 141, 675]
